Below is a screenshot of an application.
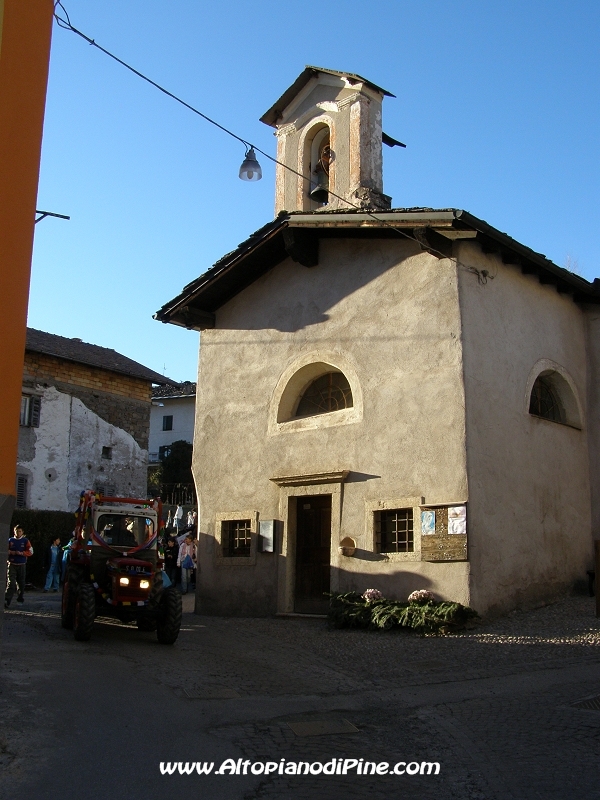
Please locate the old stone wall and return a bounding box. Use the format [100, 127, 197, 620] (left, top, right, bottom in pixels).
[274, 74, 386, 214]
[17, 385, 148, 512]
[23, 352, 151, 448]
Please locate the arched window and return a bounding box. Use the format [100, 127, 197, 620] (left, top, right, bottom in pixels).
[295, 372, 353, 418]
[269, 356, 362, 434]
[529, 375, 565, 423]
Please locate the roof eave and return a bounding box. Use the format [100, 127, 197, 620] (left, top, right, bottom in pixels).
[24, 346, 176, 385]
[260, 66, 394, 128]
[155, 209, 600, 326]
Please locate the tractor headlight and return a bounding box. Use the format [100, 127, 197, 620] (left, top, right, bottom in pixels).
[139, 580, 150, 590]
[119, 576, 130, 586]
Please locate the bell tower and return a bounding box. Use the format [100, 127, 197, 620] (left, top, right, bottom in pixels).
[260, 66, 401, 214]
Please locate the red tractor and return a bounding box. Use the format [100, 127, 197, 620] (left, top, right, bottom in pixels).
[62, 490, 182, 644]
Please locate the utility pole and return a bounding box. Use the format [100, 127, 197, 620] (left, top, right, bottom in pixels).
[0, 0, 55, 645]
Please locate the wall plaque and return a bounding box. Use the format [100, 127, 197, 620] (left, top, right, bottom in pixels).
[420, 505, 467, 562]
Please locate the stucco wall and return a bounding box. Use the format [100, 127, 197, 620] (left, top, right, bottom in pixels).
[584, 309, 600, 538]
[194, 237, 469, 616]
[457, 241, 593, 615]
[17, 385, 148, 511]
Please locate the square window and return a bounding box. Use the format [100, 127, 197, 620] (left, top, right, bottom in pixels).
[162, 415, 173, 431]
[375, 508, 413, 553]
[101, 446, 112, 460]
[221, 520, 252, 557]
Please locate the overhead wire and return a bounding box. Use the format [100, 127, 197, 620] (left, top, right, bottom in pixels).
[52, 2, 492, 284]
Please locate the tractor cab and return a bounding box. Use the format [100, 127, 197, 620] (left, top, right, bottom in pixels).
[87, 504, 159, 604]
[63, 491, 181, 644]
[96, 511, 153, 549]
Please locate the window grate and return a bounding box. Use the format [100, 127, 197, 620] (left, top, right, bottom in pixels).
[375, 508, 413, 553]
[222, 520, 252, 557]
[529, 376, 565, 423]
[295, 372, 353, 418]
[162, 415, 173, 431]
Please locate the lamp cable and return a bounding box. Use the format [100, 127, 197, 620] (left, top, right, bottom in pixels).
[53, 2, 493, 283]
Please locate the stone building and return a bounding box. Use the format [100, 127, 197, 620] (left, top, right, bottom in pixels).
[155, 66, 599, 617]
[17, 328, 173, 511]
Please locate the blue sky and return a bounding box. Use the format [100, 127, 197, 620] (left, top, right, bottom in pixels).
[31, 0, 599, 382]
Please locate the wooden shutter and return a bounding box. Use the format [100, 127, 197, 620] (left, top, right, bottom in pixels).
[16, 475, 27, 508]
[29, 396, 41, 427]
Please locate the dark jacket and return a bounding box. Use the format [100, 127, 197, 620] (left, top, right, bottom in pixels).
[163, 542, 178, 569]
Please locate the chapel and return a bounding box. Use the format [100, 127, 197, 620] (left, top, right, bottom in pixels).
[156, 66, 599, 616]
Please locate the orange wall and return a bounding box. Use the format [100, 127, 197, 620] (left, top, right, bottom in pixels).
[0, 0, 54, 496]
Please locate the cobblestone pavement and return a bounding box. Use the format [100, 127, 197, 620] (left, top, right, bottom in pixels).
[0, 594, 598, 800]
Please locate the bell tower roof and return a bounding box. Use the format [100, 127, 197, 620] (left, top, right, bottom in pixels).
[260, 66, 395, 128]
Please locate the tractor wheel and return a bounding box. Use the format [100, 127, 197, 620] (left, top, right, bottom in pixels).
[156, 586, 182, 645]
[137, 610, 157, 632]
[61, 580, 74, 629]
[73, 583, 96, 641]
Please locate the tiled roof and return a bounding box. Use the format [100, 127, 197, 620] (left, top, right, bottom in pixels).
[152, 381, 196, 399]
[25, 328, 174, 385]
[155, 207, 600, 329]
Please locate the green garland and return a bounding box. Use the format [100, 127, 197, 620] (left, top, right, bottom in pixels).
[328, 592, 479, 635]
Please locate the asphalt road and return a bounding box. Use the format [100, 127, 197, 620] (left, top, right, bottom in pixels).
[1, 592, 599, 800]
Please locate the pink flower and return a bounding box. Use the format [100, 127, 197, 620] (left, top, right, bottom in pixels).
[363, 588, 384, 602]
[408, 589, 435, 604]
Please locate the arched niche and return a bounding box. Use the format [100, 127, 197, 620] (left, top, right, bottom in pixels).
[525, 359, 583, 429]
[298, 117, 335, 211]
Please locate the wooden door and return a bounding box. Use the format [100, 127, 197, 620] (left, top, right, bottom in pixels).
[294, 495, 331, 614]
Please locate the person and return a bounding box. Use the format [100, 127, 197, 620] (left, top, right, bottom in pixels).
[112, 517, 137, 547]
[62, 532, 76, 582]
[163, 536, 178, 587]
[186, 510, 194, 529]
[5, 525, 33, 608]
[43, 536, 62, 592]
[175, 504, 184, 532]
[177, 534, 196, 595]
[189, 534, 199, 590]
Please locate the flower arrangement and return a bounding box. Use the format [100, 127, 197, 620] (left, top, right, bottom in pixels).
[362, 588, 384, 602]
[408, 589, 435, 604]
[328, 591, 478, 635]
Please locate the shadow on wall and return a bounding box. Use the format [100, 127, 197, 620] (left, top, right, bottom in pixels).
[195, 524, 442, 617]
[331, 565, 435, 602]
[220, 240, 419, 333]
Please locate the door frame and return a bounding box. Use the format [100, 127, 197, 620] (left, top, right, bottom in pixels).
[270, 471, 347, 614]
